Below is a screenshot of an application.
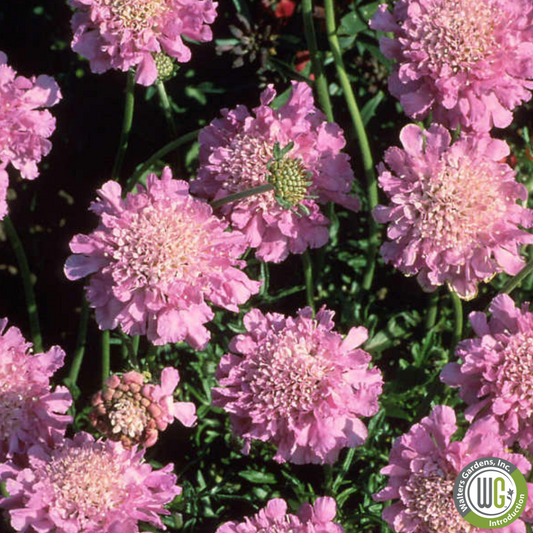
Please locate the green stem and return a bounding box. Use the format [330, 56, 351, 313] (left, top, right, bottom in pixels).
[324, 464, 334, 496]
[3, 216, 43, 352]
[425, 290, 439, 331]
[112, 70, 135, 180]
[126, 130, 200, 191]
[500, 258, 533, 295]
[323, 0, 379, 291]
[302, 0, 334, 122]
[302, 250, 316, 312]
[101, 330, 111, 386]
[260, 261, 270, 297]
[211, 184, 274, 209]
[68, 298, 89, 387]
[450, 292, 463, 349]
[156, 80, 178, 140]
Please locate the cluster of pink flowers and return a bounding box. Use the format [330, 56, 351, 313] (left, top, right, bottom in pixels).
[375, 405, 533, 533]
[64, 167, 261, 348]
[0, 51, 61, 219]
[0, 318, 71, 463]
[373, 124, 533, 299]
[213, 306, 383, 464]
[91, 367, 196, 447]
[192, 81, 359, 263]
[216, 497, 344, 533]
[70, 0, 218, 85]
[370, 0, 533, 132]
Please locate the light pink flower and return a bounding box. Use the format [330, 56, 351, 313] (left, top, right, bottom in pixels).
[64, 167, 260, 348]
[373, 124, 533, 299]
[191, 81, 359, 263]
[91, 367, 196, 447]
[0, 318, 71, 463]
[216, 497, 344, 533]
[0, 51, 61, 218]
[0, 432, 180, 533]
[370, 0, 533, 132]
[442, 294, 533, 452]
[374, 406, 533, 533]
[212, 306, 383, 464]
[70, 0, 218, 85]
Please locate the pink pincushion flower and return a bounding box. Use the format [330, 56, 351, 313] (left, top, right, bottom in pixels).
[212, 306, 383, 464]
[374, 406, 533, 533]
[64, 167, 260, 348]
[216, 497, 344, 533]
[442, 294, 533, 452]
[374, 124, 533, 299]
[0, 318, 72, 462]
[191, 81, 359, 263]
[0, 51, 61, 218]
[0, 431, 180, 533]
[91, 367, 196, 447]
[70, 0, 218, 85]
[370, 0, 533, 132]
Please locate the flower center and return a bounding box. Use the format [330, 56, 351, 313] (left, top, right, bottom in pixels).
[0, 387, 29, 437]
[105, 0, 168, 32]
[45, 444, 126, 526]
[416, 155, 506, 253]
[419, 0, 501, 74]
[268, 157, 311, 207]
[403, 471, 473, 533]
[247, 331, 331, 419]
[108, 392, 151, 439]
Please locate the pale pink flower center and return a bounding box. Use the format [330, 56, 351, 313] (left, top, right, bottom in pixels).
[109, 393, 150, 438]
[247, 332, 331, 418]
[416, 156, 506, 252]
[418, 0, 501, 74]
[45, 445, 126, 526]
[103, 0, 168, 32]
[404, 471, 472, 533]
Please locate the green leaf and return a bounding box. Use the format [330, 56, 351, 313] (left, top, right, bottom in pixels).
[361, 91, 385, 126]
[238, 470, 278, 484]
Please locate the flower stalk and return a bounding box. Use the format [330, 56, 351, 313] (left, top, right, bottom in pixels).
[302, 250, 316, 312]
[112, 70, 135, 180]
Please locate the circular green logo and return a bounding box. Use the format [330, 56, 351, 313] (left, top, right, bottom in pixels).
[453, 457, 528, 529]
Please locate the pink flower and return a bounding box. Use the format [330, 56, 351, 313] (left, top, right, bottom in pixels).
[0, 318, 71, 463]
[212, 306, 383, 464]
[91, 367, 196, 447]
[216, 497, 344, 533]
[191, 81, 359, 263]
[70, 0, 218, 85]
[0, 432, 180, 533]
[373, 124, 533, 299]
[374, 406, 533, 533]
[64, 167, 260, 348]
[370, 0, 533, 132]
[442, 294, 533, 452]
[0, 51, 61, 218]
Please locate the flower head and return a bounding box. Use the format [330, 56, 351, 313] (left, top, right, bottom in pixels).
[191, 81, 359, 263]
[442, 294, 533, 452]
[91, 367, 196, 447]
[0, 318, 71, 462]
[370, 0, 533, 132]
[64, 167, 260, 348]
[216, 497, 344, 533]
[374, 124, 533, 299]
[0, 51, 61, 218]
[212, 306, 383, 464]
[374, 406, 533, 533]
[70, 0, 218, 85]
[0, 432, 180, 533]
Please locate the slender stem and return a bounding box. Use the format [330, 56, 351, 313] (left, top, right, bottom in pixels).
[501, 258, 533, 295]
[323, 0, 379, 291]
[302, 250, 316, 312]
[211, 184, 274, 209]
[126, 130, 200, 191]
[324, 464, 334, 496]
[112, 70, 135, 180]
[260, 261, 270, 297]
[156, 80, 178, 139]
[68, 298, 89, 387]
[101, 330, 111, 386]
[302, 0, 334, 122]
[3, 216, 43, 352]
[132, 335, 140, 358]
[425, 290, 439, 331]
[450, 292, 463, 349]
